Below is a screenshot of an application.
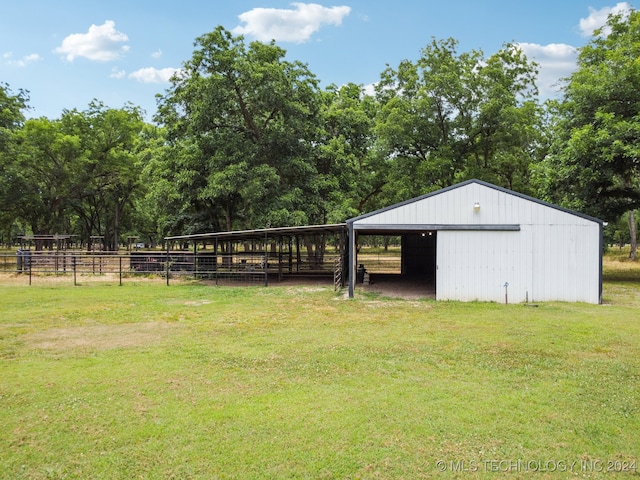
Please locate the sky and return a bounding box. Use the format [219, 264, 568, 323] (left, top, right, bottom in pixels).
[0, 1, 635, 122]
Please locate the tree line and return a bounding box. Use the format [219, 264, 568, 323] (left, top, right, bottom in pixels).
[1, 11, 639, 257]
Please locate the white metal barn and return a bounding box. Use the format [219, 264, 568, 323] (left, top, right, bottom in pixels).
[347, 179, 603, 304]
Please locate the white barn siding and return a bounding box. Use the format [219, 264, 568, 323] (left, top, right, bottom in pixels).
[350, 180, 602, 304]
[530, 223, 600, 303]
[437, 230, 532, 303]
[437, 223, 599, 303]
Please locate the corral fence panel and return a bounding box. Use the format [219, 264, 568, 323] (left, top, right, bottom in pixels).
[1, 250, 339, 286]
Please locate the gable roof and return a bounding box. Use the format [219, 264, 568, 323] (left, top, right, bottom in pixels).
[347, 179, 603, 226]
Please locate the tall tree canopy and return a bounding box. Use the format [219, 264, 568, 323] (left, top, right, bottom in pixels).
[3, 102, 145, 249]
[534, 9, 640, 219]
[10, 27, 623, 254]
[154, 26, 322, 234]
[533, 9, 640, 257]
[62, 102, 145, 250]
[0, 84, 30, 242]
[375, 38, 543, 203]
[0, 83, 29, 151]
[314, 83, 383, 220]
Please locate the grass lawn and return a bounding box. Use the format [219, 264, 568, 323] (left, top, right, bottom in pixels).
[0, 253, 639, 478]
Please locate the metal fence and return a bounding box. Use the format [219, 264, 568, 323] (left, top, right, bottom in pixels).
[2, 251, 266, 286]
[0, 250, 343, 287]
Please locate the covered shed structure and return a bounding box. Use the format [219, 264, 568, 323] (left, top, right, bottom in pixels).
[347, 179, 603, 304]
[164, 223, 347, 286]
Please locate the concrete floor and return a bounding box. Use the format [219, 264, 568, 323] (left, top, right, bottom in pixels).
[206, 272, 436, 300]
[359, 274, 435, 300]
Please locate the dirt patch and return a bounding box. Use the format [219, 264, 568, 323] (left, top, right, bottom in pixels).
[362, 300, 428, 308]
[286, 286, 331, 294]
[0, 273, 189, 287]
[25, 321, 180, 351]
[360, 278, 435, 300]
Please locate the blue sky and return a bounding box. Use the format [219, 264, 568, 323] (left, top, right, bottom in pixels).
[0, 1, 634, 121]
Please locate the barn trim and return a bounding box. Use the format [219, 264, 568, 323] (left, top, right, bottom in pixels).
[351, 224, 521, 231]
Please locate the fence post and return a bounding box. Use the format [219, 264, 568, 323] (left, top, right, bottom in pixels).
[119, 256, 122, 286]
[215, 238, 218, 286]
[73, 255, 77, 286]
[193, 242, 198, 279]
[166, 244, 170, 286]
[264, 230, 268, 287]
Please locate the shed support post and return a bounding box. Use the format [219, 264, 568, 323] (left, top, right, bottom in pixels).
[348, 223, 355, 298]
[264, 231, 268, 287]
[166, 242, 170, 286]
[340, 229, 347, 287]
[193, 241, 198, 278]
[278, 236, 283, 281]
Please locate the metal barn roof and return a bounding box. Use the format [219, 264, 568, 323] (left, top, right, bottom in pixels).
[165, 223, 346, 243]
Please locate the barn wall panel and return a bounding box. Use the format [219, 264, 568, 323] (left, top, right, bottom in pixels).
[529, 223, 600, 303]
[437, 230, 531, 303]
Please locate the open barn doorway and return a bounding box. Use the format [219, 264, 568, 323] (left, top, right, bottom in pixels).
[355, 231, 437, 299]
[402, 232, 437, 283]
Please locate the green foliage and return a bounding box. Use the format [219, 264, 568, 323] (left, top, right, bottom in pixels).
[2, 101, 146, 249]
[604, 211, 640, 247]
[534, 9, 640, 221]
[154, 27, 322, 233]
[0, 83, 30, 241]
[4, 19, 640, 249]
[375, 38, 543, 204]
[315, 83, 382, 218]
[9, 117, 81, 236]
[0, 82, 29, 151]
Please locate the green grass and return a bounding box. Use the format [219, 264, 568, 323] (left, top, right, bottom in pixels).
[0, 261, 639, 478]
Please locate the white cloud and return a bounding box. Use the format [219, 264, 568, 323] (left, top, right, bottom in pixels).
[517, 43, 578, 98]
[4, 52, 42, 67]
[152, 49, 162, 59]
[128, 67, 179, 83]
[54, 20, 129, 61]
[233, 2, 351, 43]
[362, 83, 376, 97]
[110, 67, 126, 79]
[579, 2, 633, 37]
[513, 3, 634, 99]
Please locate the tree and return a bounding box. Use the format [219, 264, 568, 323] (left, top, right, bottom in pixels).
[60, 102, 145, 250]
[464, 45, 543, 193]
[154, 26, 322, 234]
[0, 83, 29, 151]
[130, 124, 170, 246]
[374, 38, 542, 202]
[8, 117, 81, 246]
[5, 102, 145, 250]
[0, 83, 30, 244]
[314, 83, 384, 219]
[533, 9, 640, 258]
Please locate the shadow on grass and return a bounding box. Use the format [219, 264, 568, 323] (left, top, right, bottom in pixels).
[604, 271, 640, 282]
